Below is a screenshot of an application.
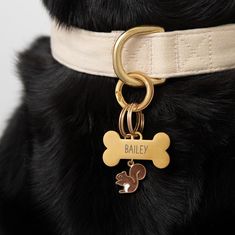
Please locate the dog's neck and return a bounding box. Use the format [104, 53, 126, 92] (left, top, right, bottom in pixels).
[51, 22, 235, 81]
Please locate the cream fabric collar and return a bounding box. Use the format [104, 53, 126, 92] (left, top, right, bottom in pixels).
[51, 22, 235, 81]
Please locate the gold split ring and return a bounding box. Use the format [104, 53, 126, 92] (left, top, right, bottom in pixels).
[118, 103, 145, 138]
[127, 103, 144, 135]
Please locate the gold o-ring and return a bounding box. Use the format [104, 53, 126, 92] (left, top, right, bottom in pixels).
[115, 72, 154, 112]
[127, 160, 135, 167]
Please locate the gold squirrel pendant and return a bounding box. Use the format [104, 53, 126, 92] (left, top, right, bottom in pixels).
[116, 162, 146, 194]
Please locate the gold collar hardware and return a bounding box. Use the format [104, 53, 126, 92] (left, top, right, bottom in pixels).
[103, 26, 171, 194]
[113, 26, 166, 87]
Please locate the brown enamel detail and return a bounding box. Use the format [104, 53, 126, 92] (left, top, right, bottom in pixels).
[115, 163, 146, 194]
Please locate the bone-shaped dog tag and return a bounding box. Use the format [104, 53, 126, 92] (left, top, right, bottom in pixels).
[103, 131, 170, 168]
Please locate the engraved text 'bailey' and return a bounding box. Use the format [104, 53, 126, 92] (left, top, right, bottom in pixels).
[125, 144, 148, 155]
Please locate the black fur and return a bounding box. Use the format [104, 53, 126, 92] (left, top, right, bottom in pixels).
[0, 1, 235, 234]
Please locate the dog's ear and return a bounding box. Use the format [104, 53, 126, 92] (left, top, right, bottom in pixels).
[42, 0, 235, 32]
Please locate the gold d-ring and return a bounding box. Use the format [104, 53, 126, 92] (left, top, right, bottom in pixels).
[113, 26, 166, 87]
[115, 72, 154, 112]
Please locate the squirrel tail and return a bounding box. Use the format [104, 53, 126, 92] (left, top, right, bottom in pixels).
[130, 163, 146, 181]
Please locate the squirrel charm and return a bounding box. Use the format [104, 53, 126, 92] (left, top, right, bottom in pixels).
[115, 163, 146, 194]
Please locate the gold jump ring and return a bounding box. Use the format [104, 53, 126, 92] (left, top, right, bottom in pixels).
[115, 72, 154, 112]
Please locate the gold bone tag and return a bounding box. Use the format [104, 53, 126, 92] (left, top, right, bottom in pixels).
[103, 131, 171, 169]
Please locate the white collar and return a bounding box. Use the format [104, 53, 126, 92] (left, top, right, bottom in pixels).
[51, 22, 235, 83]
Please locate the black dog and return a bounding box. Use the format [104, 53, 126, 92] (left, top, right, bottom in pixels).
[0, 1, 235, 234]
